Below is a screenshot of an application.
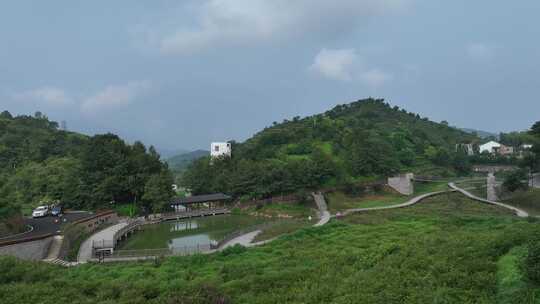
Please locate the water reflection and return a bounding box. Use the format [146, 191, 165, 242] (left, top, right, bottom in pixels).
[168, 234, 212, 248]
[118, 215, 272, 251]
[170, 220, 199, 232]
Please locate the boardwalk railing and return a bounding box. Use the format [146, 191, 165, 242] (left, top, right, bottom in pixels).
[91, 218, 144, 257]
[112, 243, 215, 258]
[158, 208, 231, 221]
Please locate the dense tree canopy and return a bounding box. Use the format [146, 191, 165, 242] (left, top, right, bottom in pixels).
[0, 111, 174, 218]
[182, 99, 478, 199]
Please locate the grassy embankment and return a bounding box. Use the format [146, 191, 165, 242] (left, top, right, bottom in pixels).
[237, 203, 317, 242]
[503, 188, 540, 217]
[1, 193, 539, 303]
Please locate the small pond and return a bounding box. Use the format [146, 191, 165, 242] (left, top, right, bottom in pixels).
[117, 215, 275, 251]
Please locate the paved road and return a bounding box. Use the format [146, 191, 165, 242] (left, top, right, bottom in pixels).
[0, 212, 93, 243]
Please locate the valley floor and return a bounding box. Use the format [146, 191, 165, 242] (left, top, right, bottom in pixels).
[1, 193, 539, 304]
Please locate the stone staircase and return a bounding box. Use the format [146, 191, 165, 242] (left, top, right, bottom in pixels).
[43, 258, 82, 267]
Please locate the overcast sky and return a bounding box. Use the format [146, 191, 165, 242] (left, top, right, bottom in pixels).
[1, 1, 539, 152]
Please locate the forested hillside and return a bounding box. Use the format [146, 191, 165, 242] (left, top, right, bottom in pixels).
[167, 150, 209, 172]
[182, 99, 478, 199]
[0, 111, 173, 220]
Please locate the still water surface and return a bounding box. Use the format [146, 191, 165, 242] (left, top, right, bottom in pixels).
[117, 215, 273, 250]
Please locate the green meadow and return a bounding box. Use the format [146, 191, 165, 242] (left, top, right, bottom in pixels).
[1, 193, 539, 304]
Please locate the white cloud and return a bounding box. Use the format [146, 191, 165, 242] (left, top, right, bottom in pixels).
[467, 43, 495, 61]
[81, 81, 151, 114]
[309, 48, 393, 87]
[310, 48, 358, 81]
[359, 69, 393, 88]
[13, 86, 71, 106]
[144, 0, 410, 55]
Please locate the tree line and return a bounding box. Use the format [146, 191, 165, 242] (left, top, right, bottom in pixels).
[0, 111, 174, 220]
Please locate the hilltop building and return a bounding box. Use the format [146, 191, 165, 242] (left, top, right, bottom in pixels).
[479, 141, 501, 154]
[211, 142, 232, 158]
[479, 141, 514, 156]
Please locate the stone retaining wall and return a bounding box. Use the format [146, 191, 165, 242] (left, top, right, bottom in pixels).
[0, 234, 53, 260]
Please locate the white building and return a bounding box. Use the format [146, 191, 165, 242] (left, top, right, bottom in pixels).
[211, 142, 232, 158]
[479, 141, 501, 154]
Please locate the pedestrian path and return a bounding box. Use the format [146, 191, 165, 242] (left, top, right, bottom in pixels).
[312, 192, 330, 227]
[77, 221, 129, 262]
[44, 235, 63, 260]
[449, 182, 529, 218]
[338, 190, 452, 217]
[218, 192, 331, 249]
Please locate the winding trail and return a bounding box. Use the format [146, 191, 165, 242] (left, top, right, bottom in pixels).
[337, 190, 453, 217]
[449, 182, 529, 218]
[218, 192, 331, 249]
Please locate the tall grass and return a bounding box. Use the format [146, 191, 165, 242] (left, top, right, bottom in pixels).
[1, 193, 539, 303]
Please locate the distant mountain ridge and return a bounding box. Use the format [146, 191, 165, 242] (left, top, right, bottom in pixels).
[459, 128, 498, 140]
[167, 150, 210, 172]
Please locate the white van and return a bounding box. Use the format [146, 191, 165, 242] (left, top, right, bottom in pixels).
[32, 205, 50, 218]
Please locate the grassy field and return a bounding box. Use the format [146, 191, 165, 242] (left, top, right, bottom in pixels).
[326, 181, 449, 213]
[503, 189, 540, 216]
[1, 193, 539, 303]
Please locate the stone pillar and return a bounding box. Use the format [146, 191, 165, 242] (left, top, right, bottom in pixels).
[387, 173, 414, 195]
[487, 173, 498, 201]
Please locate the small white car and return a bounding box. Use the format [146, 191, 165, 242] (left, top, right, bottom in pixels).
[32, 205, 50, 218]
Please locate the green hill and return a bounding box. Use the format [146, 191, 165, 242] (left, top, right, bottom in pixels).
[182, 98, 478, 198]
[167, 150, 209, 172]
[0, 111, 173, 220]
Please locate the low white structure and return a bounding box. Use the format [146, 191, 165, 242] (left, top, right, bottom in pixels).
[479, 141, 501, 154]
[210, 142, 232, 158]
[388, 173, 414, 195]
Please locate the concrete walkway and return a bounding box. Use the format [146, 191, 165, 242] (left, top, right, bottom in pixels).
[44, 235, 63, 260]
[449, 182, 529, 218]
[313, 192, 330, 227]
[77, 221, 129, 262]
[220, 230, 262, 249]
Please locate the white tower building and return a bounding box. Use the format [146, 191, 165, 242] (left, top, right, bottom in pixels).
[211, 142, 232, 158]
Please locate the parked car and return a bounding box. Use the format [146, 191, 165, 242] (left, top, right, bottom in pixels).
[51, 205, 63, 216]
[32, 205, 50, 218]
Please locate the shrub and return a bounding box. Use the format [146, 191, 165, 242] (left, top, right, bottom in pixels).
[503, 170, 529, 193]
[341, 182, 366, 196]
[526, 238, 540, 284]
